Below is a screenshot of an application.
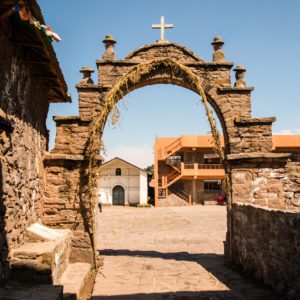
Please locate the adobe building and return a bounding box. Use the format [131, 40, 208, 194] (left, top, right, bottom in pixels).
[98, 157, 148, 206]
[154, 135, 300, 206]
[0, 0, 69, 284]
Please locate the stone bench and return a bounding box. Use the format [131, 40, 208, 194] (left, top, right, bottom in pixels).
[10, 223, 72, 284]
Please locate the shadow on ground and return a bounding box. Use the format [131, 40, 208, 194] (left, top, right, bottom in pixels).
[92, 290, 240, 299]
[93, 249, 280, 300]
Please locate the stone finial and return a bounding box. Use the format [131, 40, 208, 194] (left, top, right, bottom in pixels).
[211, 36, 225, 63]
[79, 66, 94, 84]
[102, 34, 116, 60]
[233, 65, 247, 87]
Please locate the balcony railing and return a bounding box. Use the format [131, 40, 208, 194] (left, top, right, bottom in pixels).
[181, 162, 225, 179]
[183, 163, 224, 169]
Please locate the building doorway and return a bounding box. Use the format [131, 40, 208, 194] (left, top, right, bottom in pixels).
[112, 185, 125, 206]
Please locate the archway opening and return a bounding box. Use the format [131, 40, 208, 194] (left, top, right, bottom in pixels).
[94, 80, 230, 295]
[81, 58, 235, 296]
[100, 83, 226, 207]
[112, 185, 125, 206]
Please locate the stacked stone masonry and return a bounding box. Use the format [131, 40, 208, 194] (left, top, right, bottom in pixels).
[43, 158, 93, 264]
[34, 38, 300, 296]
[0, 26, 50, 281]
[230, 201, 300, 296]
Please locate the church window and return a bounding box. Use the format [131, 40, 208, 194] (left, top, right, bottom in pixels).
[116, 168, 121, 176]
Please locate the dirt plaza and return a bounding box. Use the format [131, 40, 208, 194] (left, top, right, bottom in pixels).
[92, 206, 277, 299]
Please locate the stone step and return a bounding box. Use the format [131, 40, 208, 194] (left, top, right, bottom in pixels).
[59, 262, 92, 299]
[204, 200, 218, 205]
[25, 222, 69, 242]
[0, 284, 63, 300]
[159, 193, 189, 206]
[10, 223, 72, 284]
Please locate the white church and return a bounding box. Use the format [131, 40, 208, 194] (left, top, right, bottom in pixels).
[98, 157, 148, 206]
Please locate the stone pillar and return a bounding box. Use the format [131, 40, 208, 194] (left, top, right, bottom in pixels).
[211, 36, 225, 62]
[233, 65, 247, 88]
[79, 66, 94, 84]
[102, 34, 116, 60]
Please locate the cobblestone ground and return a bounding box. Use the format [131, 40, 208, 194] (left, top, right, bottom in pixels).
[92, 206, 277, 299]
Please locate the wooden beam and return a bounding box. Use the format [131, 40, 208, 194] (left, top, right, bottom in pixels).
[32, 25, 68, 102]
[15, 41, 43, 48]
[0, 7, 14, 22]
[46, 83, 60, 88]
[36, 76, 57, 80]
[0, 1, 25, 22]
[24, 60, 50, 65]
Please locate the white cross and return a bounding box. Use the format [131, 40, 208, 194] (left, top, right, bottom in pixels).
[152, 16, 173, 42]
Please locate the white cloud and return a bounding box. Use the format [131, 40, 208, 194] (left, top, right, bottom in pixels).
[273, 128, 300, 135]
[103, 144, 154, 169]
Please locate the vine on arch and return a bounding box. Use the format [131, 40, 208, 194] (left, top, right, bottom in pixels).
[83, 58, 231, 262]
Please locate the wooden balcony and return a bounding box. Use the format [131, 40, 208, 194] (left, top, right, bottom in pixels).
[159, 163, 225, 189]
[181, 163, 225, 179]
[156, 135, 225, 160]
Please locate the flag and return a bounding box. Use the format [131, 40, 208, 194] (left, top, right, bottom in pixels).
[12, 3, 61, 43]
[19, 6, 29, 20]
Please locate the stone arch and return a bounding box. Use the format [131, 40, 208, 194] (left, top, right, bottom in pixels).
[125, 43, 205, 63]
[97, 58, 232, 153]
[43, 40, 297, 294]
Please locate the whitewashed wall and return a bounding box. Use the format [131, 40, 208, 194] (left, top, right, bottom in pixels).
[98, 159, 148, 205]
[140, 173, 148, 205]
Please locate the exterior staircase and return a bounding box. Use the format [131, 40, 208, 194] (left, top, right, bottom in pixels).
[9, 223, 92, 299]
[158, 193, 188, 206]
[169, 188, 192, 205]
[165, 170, 182, 187]
[157, 137, 182, 160]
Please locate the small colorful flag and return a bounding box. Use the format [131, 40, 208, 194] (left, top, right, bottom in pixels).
[19, 6, 29, 20]
[40, 25, 62, 42]
[13, 2, 61, 43]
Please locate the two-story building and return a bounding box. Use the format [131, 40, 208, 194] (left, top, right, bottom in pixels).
[154, 135, 300, 206]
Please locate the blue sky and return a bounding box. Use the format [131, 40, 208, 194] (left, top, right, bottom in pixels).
[39, 0, 300, 167]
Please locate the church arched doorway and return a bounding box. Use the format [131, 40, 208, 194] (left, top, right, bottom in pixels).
[112, 185, 125, 206]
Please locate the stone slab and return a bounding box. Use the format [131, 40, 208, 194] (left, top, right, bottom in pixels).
[218, 87, 254, 93]
[44, 153, 85, 161]
[11, 225, 72, 284]
[12, 240, 58, 257]
[234, 117, 276, 125]
[227, 152, 291, 161]
[59, 262, 91, 299]
[26, 223, 70, 241]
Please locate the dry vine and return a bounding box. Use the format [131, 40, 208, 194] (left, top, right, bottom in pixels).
[83, 58, 231, 263]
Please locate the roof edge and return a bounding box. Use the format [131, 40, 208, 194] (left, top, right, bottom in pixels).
[100, 157, 147, 173]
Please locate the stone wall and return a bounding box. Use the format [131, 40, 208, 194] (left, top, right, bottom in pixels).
[231, 161, 300, 210]
[227, 161, 300, 296]
[229, 203, 300, 296]
[0, 28, 49, 281]
[42, 157, 94, 264]
[52, 117, 91, 155]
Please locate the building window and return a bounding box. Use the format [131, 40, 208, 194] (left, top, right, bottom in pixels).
[204, 180, 222, 191]
[116, 168, 121, 176]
